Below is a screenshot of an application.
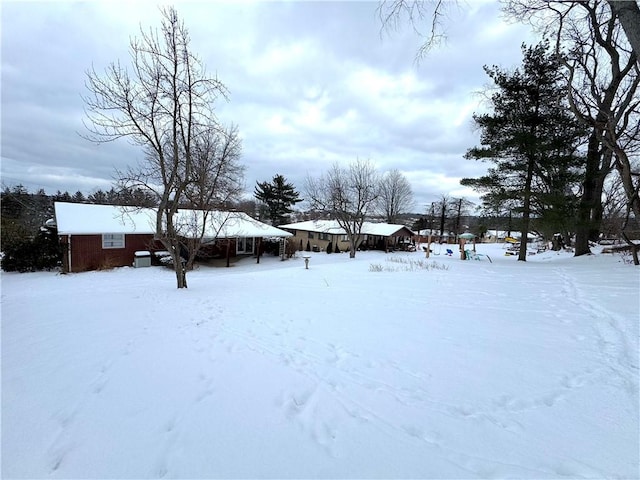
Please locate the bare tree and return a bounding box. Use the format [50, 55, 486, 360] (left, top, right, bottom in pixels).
[185, 124, 244, 211]
[607, 0, 640, 62]
[378, 0, 454, 60]
[378, 169, 414, 223]
[601, 172, 630, 239]
[451, 197, 474, 235]
[506, 0, 639, 258]
[379, 1, 640, 60]
[305, 160, 380, 258]
[121, 124, 244, 273]
[379, 1, 640, 262]
[429, 194, 454, 242]
[83, 6, 235, 287]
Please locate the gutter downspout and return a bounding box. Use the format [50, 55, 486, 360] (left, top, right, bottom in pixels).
[67, 234, 72, 273]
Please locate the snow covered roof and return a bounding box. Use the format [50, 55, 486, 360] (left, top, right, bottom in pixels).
[278, 220, 345, 234]
[416, 229, 447, 237]
[176, 209, 293, 239]
[279, 220, 415, 237]
[362, 223, 414, 237]
[54, 202, 292, 238]
[55, 202, 155, 235]
[486, 230, 538, 240]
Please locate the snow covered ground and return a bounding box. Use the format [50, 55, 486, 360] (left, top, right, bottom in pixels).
[2, 243, 638, 479]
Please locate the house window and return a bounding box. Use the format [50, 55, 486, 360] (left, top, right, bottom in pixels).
[341, 235, 348, 242]
[320, 233, 329, 240]
[308, 232, 315, 239]
[102, 233, 125, 249]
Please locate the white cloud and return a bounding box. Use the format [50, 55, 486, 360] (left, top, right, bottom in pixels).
[0, 0, 537, 212]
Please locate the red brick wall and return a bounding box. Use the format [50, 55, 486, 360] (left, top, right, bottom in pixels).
[62, 234, 161, 272]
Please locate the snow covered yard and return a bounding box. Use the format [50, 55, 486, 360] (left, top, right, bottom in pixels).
[2, 245, 638, 479]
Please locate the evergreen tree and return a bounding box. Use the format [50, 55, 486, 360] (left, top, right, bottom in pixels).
[462, 42, 585, 261]
[88, 189, 108, 204]
[53, 190, 72, 202]
[254, 174, 302, 225]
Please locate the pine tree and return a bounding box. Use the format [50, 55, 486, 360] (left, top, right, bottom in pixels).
[462, 41, 586, 261]
[254, 174, 302, 225]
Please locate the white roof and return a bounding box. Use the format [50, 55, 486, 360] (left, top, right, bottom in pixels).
[278, 220, 345, 234]
[279, 220, 414, 237]
[486, 230, 537, 240]
[55, 202, 155, 235]
[416, 229, 445, 236]
[54, 202, 292, 238]
[363, 223, 414, 237]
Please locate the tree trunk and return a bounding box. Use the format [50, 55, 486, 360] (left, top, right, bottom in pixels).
[575, 132, 607, 256]
[175, 265, 187, 288]
[519, 157, 535, 261]
[607, 0, 640, 63]
[589, 176, 606, 242]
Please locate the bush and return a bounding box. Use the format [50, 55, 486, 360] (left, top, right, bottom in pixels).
[285, 239, 298, 258]
[1, 227, 61, 272]
[334, 243, 340, 253]
[306, 240, 311, 252]
[326, 241, 333, 254]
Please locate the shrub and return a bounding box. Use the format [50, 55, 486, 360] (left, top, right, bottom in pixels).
[326, 242, 333, 254]
[1, 227, 61, 272]
[334, 243, 340, 253]
[306, 240, 311, 252]
[285, 239, 298, 258]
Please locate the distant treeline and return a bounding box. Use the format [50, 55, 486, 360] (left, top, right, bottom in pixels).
[0, 185, 158, 272]
[1, 185, 156, 241]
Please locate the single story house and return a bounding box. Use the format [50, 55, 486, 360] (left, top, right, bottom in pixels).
[54, 202, 292, 273]
[278, 220, 415, 252]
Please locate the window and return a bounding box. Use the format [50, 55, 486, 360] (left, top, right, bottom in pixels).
[320, 233, 329, 241]
[308, 232, 315, 239]
[102, 233, 125, 249]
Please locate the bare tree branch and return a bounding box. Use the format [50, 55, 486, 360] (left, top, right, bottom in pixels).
[305, 159, 380, 258]
[83, 6, 241, 286]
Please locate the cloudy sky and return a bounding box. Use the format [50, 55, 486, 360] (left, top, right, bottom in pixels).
[1, 0, 537, 211]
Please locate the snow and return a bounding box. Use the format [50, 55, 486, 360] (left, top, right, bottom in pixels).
[2, 243, 638, 478]
[54, 202, 292, 238]
[55, 202, 156, 235]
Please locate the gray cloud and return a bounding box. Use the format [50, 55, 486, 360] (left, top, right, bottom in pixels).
[1, 1, 536, 210]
